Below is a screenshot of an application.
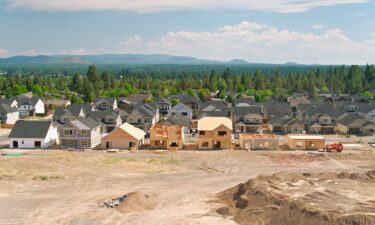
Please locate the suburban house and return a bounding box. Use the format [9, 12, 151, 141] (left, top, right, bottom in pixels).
[167, 103, 193, 119]
[197, 117, 232, 150]
[263, 99, 291, 121]
[17, 97, 45, 117]
[156, 97, 171, 115]
[127, 103, 159, 131]
[357, 104, 375, 122]
[94, 97, 117, 110]
[101, 122, 146, 150]
[118, 98, 136, 114]
[288, 95, 311, 113]
[286, 134, 325, 150]
[9, 120, 58, 149]
[239, 134, 279, 150]
[300, 104, 347, 134]
[87, 110, 122, 133]
[0, 104, 19, 125]
[337, 114, 375, 135]
[150, 124, 184, 150]
[59, 117, 101, 149]
[233, 106, 263, 133]
[268, 115, 303, 134]
[178, 94, 199, 112]
[125, 93, 151, 104]
[159, 115, 191, 133]
[53, 104, 86, 124]
[198, 101, 229, 118]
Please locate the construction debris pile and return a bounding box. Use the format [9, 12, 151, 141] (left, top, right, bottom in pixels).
[99, 195, 128, 208]
[99, 192, 157, 214]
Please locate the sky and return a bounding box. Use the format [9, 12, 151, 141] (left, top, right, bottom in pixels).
[0, 0, 375, 64]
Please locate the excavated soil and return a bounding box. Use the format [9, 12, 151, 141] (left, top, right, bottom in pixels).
[116, 192, 156, 214]
[217, 170, 375, 225]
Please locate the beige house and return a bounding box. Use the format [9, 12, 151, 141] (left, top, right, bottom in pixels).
[198, 117, 232, 150]
[150, 124, 184, 150]
[286, 134, 325, 150]
[239, 134, 279, 150]
[101, 122, 145, 150]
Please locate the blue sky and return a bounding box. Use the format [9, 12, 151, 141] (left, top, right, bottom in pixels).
[0, 0, 374, 64]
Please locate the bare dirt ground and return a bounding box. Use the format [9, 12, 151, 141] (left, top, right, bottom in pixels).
[1, 150, 375, 225]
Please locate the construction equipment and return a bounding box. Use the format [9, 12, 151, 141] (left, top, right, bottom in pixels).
[323, 143, 343, 152]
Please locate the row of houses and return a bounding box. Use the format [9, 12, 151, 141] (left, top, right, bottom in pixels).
[2, 91, 375, 137]
[8, 116, 232, 150]
[8, 116, 328, 151]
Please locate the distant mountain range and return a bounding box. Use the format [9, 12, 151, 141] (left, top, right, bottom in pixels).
[0, 54, 254, 65]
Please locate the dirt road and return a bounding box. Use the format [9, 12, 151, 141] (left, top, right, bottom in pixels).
[1, 150, 374, 225]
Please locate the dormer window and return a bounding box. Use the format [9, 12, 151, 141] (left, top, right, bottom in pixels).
[101, 103, 108, 109]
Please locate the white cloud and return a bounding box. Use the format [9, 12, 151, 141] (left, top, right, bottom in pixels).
[118, 21, 375, 64]
[0, 48, 9, 57]
[371, 32, 375, 36]
[312, 24, 325, 29]
[17, 49, 38, 56]
[6, 0, 368, 13]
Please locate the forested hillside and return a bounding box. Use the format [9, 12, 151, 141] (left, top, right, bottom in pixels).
[0, 64, 374, 104]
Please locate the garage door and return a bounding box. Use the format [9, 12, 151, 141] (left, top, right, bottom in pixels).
[349, 127, 361, 134]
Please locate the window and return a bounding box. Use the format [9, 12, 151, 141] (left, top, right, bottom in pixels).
[81, 130, 88, 135]
[138, 118, 142, 123]
[64, 129, 73, 136]
[172, 112, 176, 116]
[181, 112, 188, 116]
[66, 140, 76, 146]
[22, 141, 24, 144]
[80, 140, 88, 147]
[202, 141, 209, 147]
[199, 131, 205, 135]
[218, 131, 227, 136]
[170, 141, 178, 147]
[101, 103, 108, 109]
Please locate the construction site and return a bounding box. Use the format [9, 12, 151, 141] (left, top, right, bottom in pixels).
[1, 149, 375, 225]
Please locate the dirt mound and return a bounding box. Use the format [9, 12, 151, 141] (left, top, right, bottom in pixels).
[267, 153, 328, 165]
[217, 170, 375, 225]
[116, 192, 156, 214]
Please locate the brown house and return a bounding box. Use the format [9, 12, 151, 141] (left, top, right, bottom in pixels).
[150, 124, 184, 150]
[197, 117, 232, 150]
[239, 134, 279, 150]
[101, 122, 145, 150]
[286, 134, 325, 150]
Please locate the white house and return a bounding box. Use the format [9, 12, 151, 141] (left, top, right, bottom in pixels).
[8, 120, 58, 149]
[168, 103, 193, 120]
[0, 104, 19, 125]
[17, 97, 45, 117]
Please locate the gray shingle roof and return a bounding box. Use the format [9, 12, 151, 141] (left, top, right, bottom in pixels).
[17, 97, 42, 106]
[159, 115, 190, 126]
[338, 114, 367, 126]
[70, 117, 101, 130]
[198, 101, 228, 112]
[95, 97, 116, 106]
[9, 120, 52, 138]
[233, 106, 262, 117]
[0, 104, 18, 114]
[178, 94, 199, 104]
[87, 109, 120, 123]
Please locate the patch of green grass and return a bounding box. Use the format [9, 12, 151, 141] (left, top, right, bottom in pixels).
[32, 175, 49, 180]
